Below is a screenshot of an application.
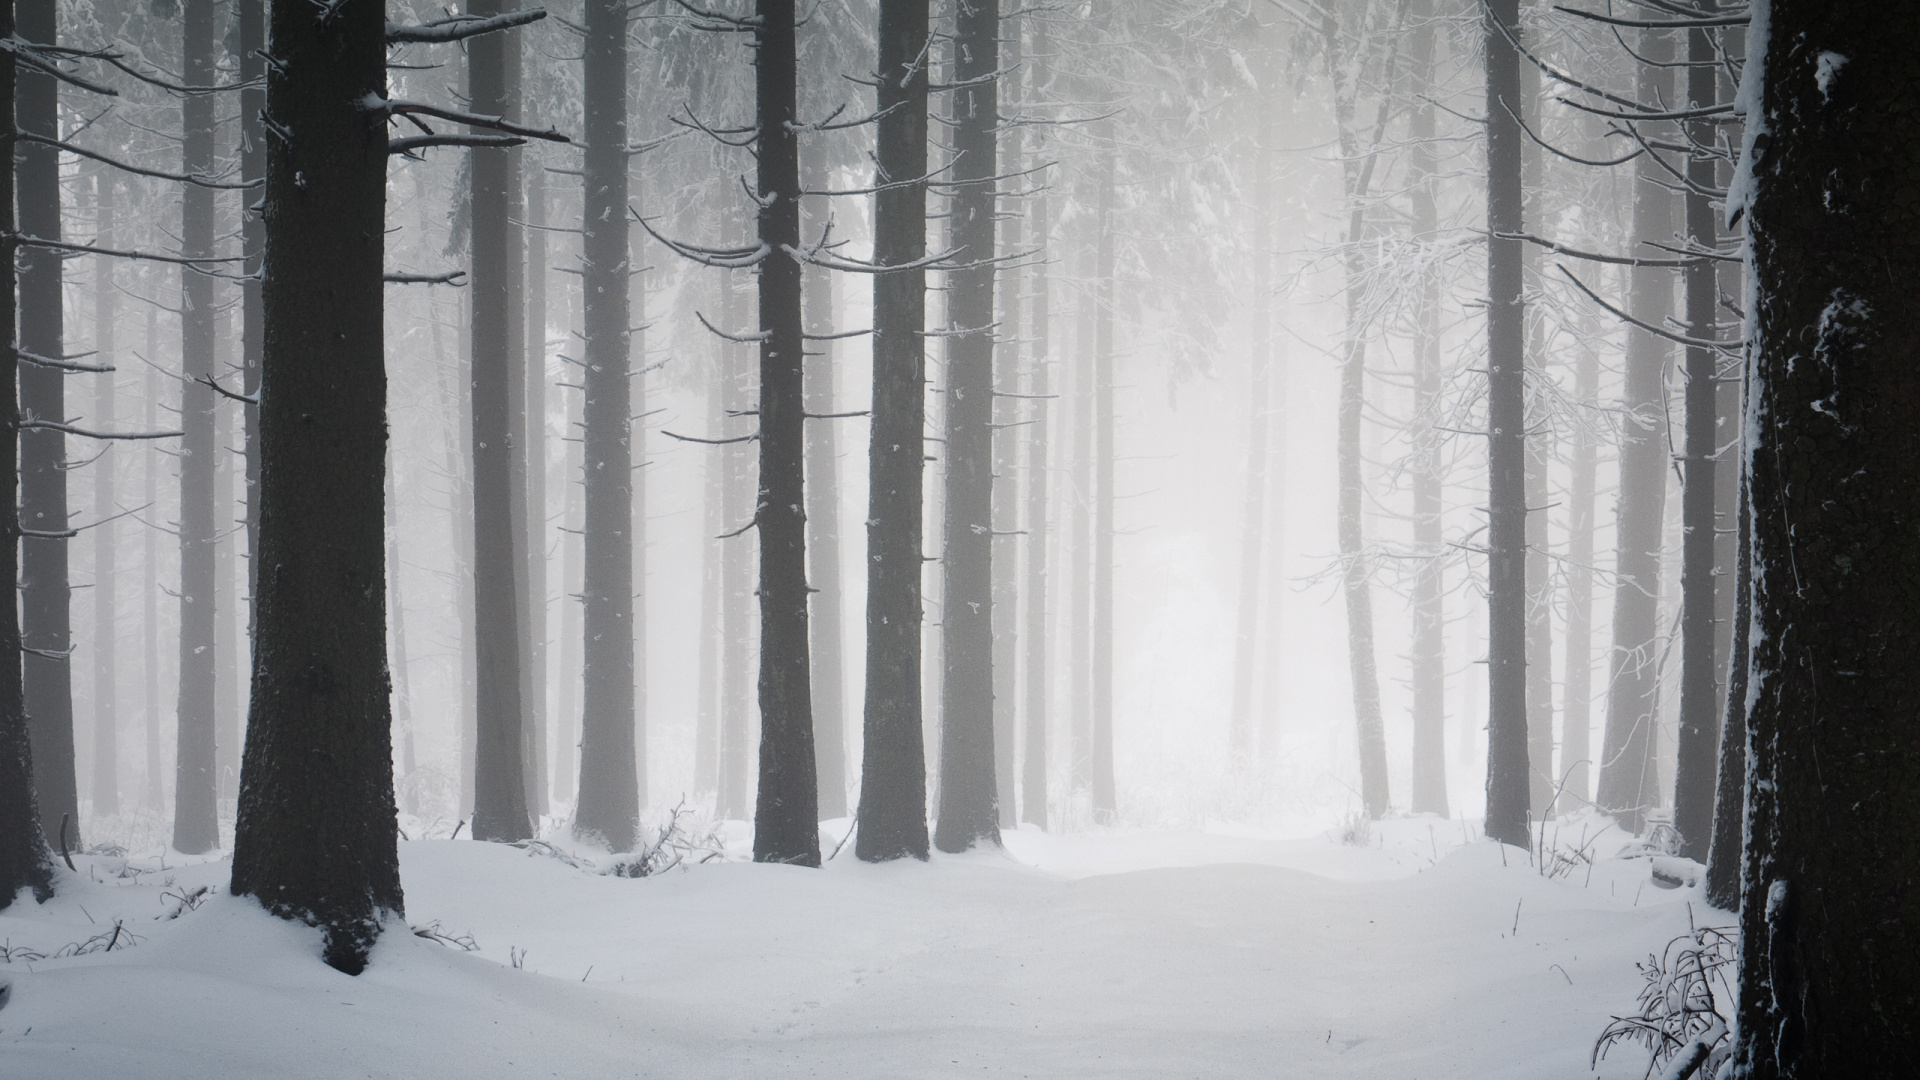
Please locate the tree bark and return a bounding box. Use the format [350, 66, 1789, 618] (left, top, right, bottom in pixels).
[1562, 323, 1600, 806]
[750, 0, 820, 868]
[989, 13, 1022, 831]
[17, 0, 77, 851]
[171, 0, 221, 856]
[526, 162, 550, 810]
[855, 0, 932, 863]
[0, 0, 54, 906]
[229, 0, 402, 974]
[1704, 471, 1747, 910]
[720, 237, 754, 820]
[1672, 6, 1724, 862]
[468, 0, 531, 843]
[1596, 30, 1675, 834]
[1731, 4, 1920, 1071]
[1483, 0, 1530, 848]
[934, 0, 1003, 854]
[574, 0, 639, 852]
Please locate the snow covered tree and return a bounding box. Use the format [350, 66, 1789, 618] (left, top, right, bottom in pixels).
[1729, 1, 1920, 1072]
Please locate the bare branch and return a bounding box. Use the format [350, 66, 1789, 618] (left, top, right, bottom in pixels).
[386, 10, 547, 45]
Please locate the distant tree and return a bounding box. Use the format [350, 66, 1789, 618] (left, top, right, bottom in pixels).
[573, 0, 640, 853]
[856, 0, 933, 864]
[1729, 1, 1920, 1072]
[934, 0, 1004, 854]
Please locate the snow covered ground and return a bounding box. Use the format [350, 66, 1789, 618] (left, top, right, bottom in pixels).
[1, 815, 1714, 1079]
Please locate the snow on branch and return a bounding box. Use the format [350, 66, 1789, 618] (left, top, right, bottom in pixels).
[386, 10, 548, 45]
[16, 132, 257, 189]
[367, 95, 571, 144]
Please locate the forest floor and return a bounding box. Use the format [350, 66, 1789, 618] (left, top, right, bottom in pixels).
[0, 812, 1714, 1079]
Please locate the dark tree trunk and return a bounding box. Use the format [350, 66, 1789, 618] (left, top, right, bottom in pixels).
[91, 174, 119, 820]
[1731, 5, 1920, 1072]
[750, 0, 819, 868]
[934, 0, 1003, 854]
[0, 0, 54, 906]
[173, 0, 221, 856]
[468, 0, 531, 843]
[229, 0, 401, 974]
[1482, 0, 1530, 848]
[802, 181, 846, 820]
[17, 0, 77, 851]
[855, 0, 932, 863]
[1406, 0, 1447, 817]
[1596, 31, 1675, 834]
[1090, 152, 1117, 822]
[574, 0, 639, 852]
[1672, 7, 1724, 862]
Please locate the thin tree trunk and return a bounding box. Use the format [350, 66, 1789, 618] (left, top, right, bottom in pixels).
[574, 0, 639, 851]
[241, 0, 264, 643]
[1483, 0, 1530, 847]
[216, 367, 239, 804]
[695, 352, 723, 798]
[469, 0, 531, 843]
[555, 247, 583, 806]
[1595, 30, 1675, 834]
[91, 172, 120, 820]
[1019, 12, 1051, 829]
[989, 13, 1022, 830]
[1561, 326, 1600, 807]
[526, 163, 550, 809]
[749, 0, 819, 867]
[855, 0, 932, 863]
[387, 449, 417, 815]
[720, 246, 754, 820]
[803, 179, 846, 819]
[229, 0, 402, 974]
[18, 0, 77, 850]
[935, 0, 1003, 853]
[173, 0, 221, 856]
[0, 0, 54, 904]
[1705, 472, 1747, 910]
[1732, 7, 1920, 1069]
[1229, 75, 1275, 765]
[1407, 0, 1447, 817]
[1069, 225, 1094, 803]
[1672, 7, 1723, 861]
[144, 325, 163, 812]
[1519, 43, 1555, 823]
[1090, 150, 1116, 822]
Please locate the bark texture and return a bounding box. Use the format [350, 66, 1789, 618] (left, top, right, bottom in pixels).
[855, 0, 933, 863]
[1730, 3, 1920, 1073]
[229, 0, 402, 974]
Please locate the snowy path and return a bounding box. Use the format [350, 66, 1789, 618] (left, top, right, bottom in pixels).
[1, 821, 1704, 1078]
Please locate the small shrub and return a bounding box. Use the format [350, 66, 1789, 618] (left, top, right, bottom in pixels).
[1593, 913, 1736, 1080]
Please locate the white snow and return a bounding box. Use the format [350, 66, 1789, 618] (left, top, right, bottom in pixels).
[2, 819, 1711, 1079]
[1815, 52, 1847, 102]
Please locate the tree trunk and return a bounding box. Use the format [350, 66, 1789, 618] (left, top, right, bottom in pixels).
[1090, 150, 1117, 822]
[17, 0, 77, 850]
[1483, 0, 1530, 847]
[1562, 324, 1600, 806]
[934, 0, 1003, 854]
[91, 173, 119, 820]
[1229, 69, 1275, 766]
[386, 449, 416, 815]
[803, 181, 846, 820]
[696, 350, 723, 798]
[1731, 5, 1920, 1071]
[574, 0, 639, 852]
[1672, 7, 1724, 862]
[0, 0, 54, 905]
[468, 0, 531, 843]
[989, 14, 1022, 831]
[750, 0, 820, 868]
[720, 243, 754, 820]
[216, 361, 240, 803]
[143, 342, 163, 812]
[1019, 11, 1051, 829]
[526, 162, 550, 810]
[1596, 30, 1676, 834]
[171, 0, 221, 856]
[229, 0, 402, 974]
[241, 0, 264, 648]
[855, 0, 932, 863]
[1406, 0, 1447, 817]
[1069, 224, 1094, 803]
